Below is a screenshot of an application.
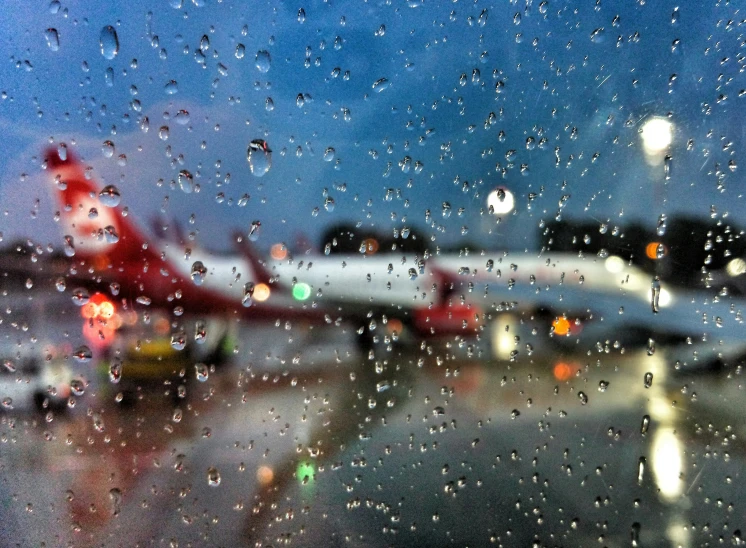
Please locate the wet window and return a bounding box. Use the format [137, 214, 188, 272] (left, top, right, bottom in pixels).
[0, 1, 744, 546]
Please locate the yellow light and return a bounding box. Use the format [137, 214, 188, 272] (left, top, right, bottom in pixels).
[253, 283, 271, 302]
[726, 258, 746, 277]
[604, 256, 625, 273]
[652, 427, 683, 501]
[270, 243, 288, 260]
[552, 317, 571, 336]
[98, 301, 115, 319]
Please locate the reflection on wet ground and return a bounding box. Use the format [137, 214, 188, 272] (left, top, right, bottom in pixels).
[1, 321, 744, 547]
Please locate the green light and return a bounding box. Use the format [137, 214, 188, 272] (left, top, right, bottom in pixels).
[292, 282, 312, 301]
[296, 462, 315, 485]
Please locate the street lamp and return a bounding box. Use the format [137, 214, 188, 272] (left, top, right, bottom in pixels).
[487, 187, 515, 215]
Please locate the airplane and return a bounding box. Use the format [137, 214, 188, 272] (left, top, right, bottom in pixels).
[40, 145, 480, 351]
[40, 145, 746, 369]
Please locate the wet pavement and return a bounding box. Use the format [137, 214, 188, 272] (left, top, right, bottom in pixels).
[1, 319, 744, 547]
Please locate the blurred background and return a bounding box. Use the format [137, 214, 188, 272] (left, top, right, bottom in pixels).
[0, 1, 744, 546]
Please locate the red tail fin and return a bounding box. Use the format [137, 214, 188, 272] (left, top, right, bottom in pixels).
[44, 146, 153, 267]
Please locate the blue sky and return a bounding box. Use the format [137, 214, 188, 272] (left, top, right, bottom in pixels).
[1, 0, 744, 253]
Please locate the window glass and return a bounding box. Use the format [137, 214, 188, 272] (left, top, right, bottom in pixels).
[0, 1, 744, 546]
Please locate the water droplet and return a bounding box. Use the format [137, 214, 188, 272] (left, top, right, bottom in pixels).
[174, 109, 190, 125]
[70, 379, 85, 397]
[651, 276, 661, 313]
[643, 372, 653, 388]
[372, 78, 390, 93]
[255, 50, 271, 73]
[590, 27, 605, 43]
[637, 456, 646, 484]
[71, 288, 90, 306]
[242, 283, 254, 307]
[323, 147, 335, 162]
[170, 331, 186, 351]
[164, 80, 179, 95]
[178, 170, 194, 193]
[240, 224, 261, 247]
[63, 235, 75, 257]
[45, 28, 60, 52]
[109, 359, 122, 383]
[640, 414, 650, 434]
[100, 26, 119, 60]
[478, 8, 488, 27]
[206, 466, 221, 486]
[73, 345, 92, 363]
[109, 488, 122, 516]
[664, 155, 673, 180]
[199, 34, 210, 53]
[656, 243, 666, 259]
[55, 278, 66, 292]
[297, 7, 306, 23]
[195, 363, 209, 382]
[578, 391, 588, 405]
[158, 126, 169, 140]
[98, 185, 121, 207]
[101, 140, 115, 158]
[265, 97, 274, 111]
[190, 261, 207, 285]
[104, 225, 119, 244]
[646, 338, 656, 356]
[655, 214, 666, 236]
[247, 139, 272, 177]
[324, 196, 335, 212]
[235, 43, 245, 59]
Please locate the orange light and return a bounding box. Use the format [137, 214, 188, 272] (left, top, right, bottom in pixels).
[253, 283, 271, 302]
[153, 316, 170, 336]
[256, 466, 274, 486]
[552, 317, 571, 336]
[93, 255, 110, 271]
[386, 318, 404, 336]
[553, 362, 574, 382]
[645, 242, 667, 260]
[81, 302, 99, 319]
[270, 243, 288, 260]
[80, 293, 116, 319]
[362, 238, 379, 255]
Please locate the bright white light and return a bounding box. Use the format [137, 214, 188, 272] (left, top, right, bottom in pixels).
[658, 287, 673, 308]
[487, 187, 515, 215]
[652, 427, 683, 501]
[641, 117, 673, 154]
[604, 256, 625, 274]
[726, 257, 746, 277]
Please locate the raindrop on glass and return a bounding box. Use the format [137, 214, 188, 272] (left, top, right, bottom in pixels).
[247, 139, 272, 177]
[98, 185, 121, 207]
[100, 26, 119, 60]
[44, 28, 60, 52]
[255, 50, 271, 73]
